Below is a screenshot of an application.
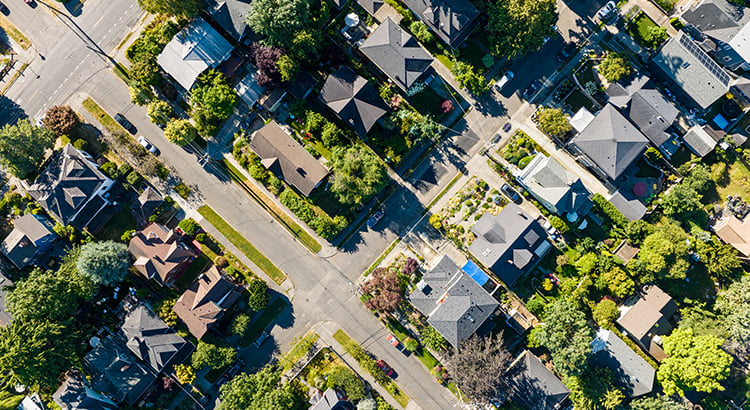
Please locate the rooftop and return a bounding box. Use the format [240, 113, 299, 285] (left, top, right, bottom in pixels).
[506, 350, 570, 410]
[320, 66, 389, 138]
[120, 304, 192, 372]
[617, 286, 677, 351]
[83, 335, 157, 405]
[401, 0, 479, 46]
[173, 266, 241, 339]
[590, 328, 655, 398]
[128, 223, 197, 285]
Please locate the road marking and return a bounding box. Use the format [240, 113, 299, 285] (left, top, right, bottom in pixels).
[92, 14, 106, 29]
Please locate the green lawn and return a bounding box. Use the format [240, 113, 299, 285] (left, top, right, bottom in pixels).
[81, 97, 127, 135]
[238, 297, 289, 347]
[197, 205, 287, 285]
[279, 331, 320, 373]
[175, 253, 211, 291]
[712, 160, 750, 203]
[626, 13, 660, 48]
[0, 16, 31, 50]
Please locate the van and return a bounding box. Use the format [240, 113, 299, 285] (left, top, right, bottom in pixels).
[495, 71, 514, 91]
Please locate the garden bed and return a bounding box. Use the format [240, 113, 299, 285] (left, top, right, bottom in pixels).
[500, 130, 548, 170]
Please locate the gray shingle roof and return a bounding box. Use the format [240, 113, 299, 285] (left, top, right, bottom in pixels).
[121, 305, 191, 373]
[569, 104, 649, 180]
[683, 124, 719, 157]
[652, 31, 731, 109]
[401, 0, 479, 46]
[408, 255, 498, 348]
[359, 17, 434, 91]
[608, 190, 647, 222]
[321, 66, 389, 138]
[590, 329, 655, 398]
[518, 155, 592, 218]
[682, 0, 750, 43]
[507, 350, 570, 410]
[0, 214, 55, 269]
[468, 204, 549, 285]
[53, 368, 119, 410]
[206, 0, 250, 40]
[357, 0, 384, 16]
[83, 336, 156, 405]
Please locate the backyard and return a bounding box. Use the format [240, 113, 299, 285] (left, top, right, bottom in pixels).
[626, 12, 661, 49]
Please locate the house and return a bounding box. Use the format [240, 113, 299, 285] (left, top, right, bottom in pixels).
[468, 204, 551, 286]
[320, 66, 389, 138]
[506, 350, 570, 410]
[401, 0, 479, 47]
[606, 74, 680, 151]
[651, 31, 732, 109]
[173, 266, 241, 339]
[0, 272, 12, 327]
[408, 255, 499, 348]
[205, 0, 251, 41]
[681, 0, 750, 71]
[53, 368, 119, 410]
[83, 335, 157, 405]
[309, 388, 355, 410]
[568, 104, 649, 181]
[128, 223, 197, 286]
[120, 304, 193, 373]
[357, 0, 384, 17]
[157, 16, 233, 91]
[359, 17, 434, 91]
[569, 107, 595, 133]
[235, 70, 266, 107]
[0, 214, 56, 269]
[617, 286, 678, 361]
[248, 121, 329, 196]
[711, 206, 750, 257]
[516, 155, 592, 221]
[18, 393, 46, 410]
[683, 124, 720, 157]
[26, 144, 114, 233]
[590, 329, 655, 398]
[608, 190, 647, 222]
[132, 187, 164, 224]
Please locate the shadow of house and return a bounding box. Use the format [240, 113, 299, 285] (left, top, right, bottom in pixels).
[320, 66, 389, 139]
[172, 265, 241, 340]
[506, 350, 570, 410]
[400, 0, 479, 48]
[120, 304, 194, 374]
[0, 214, 56, 269]
[590, 328, 655, 398]
[53, 368, 120, 410]
[616, 285, 678, 361]
[128, 223, 197, 287]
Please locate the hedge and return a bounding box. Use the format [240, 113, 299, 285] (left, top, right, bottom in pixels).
[592, 193, 628, 227]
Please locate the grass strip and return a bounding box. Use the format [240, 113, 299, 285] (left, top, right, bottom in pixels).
[81, 97, 127, 134]
[222, 160, 321, 253]
[197, 205, 287, 285]
[0, 16, 30, 50]
[112, 62, 130, 83]
[115, 31, 134, 51]
[364, 239, 400, 276]
[239, 297, 289, 347]
[0, 63, 26, 95]
[333, 329, 410, 407]
[279, 331, 320, 373]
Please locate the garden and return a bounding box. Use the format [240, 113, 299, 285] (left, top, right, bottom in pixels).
[625, 11, 669, 50]
[500, 130, 548, 170]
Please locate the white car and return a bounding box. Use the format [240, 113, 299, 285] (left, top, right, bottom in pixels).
[137, 136, 158, 154]
[495, 71, 514, 91]
[596, 1, 617, 21]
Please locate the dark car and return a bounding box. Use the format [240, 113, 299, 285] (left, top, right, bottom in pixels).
[556, 42, 577, 62]
[502, 122, 512, 133]
[501, 183, 522, 204]
[523, 80, 543, 99]
[114, 113, 136, 134]
[0, 2, 8, 14]
[376, 360, 395, 378]
[367, 208, 384, 229]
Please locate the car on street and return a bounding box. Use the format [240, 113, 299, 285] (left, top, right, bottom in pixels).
[376, 359, 395, 378]
[367, 208, 384, 228]
[501, 183, 522, 204]
[0, 2, 9, 15]
[114, 113, 136, 134]
[556, 42, 577, 62]
[137, 136, 158, 154]
[503, 122, 512, 133]
[523, 80, 543, 99]
[494, 71, 514, 91]
[386, 334, 404, 351]
[253, 330, 270, 348]
[596, 1, 617, 21]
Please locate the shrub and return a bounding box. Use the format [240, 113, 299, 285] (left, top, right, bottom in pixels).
[526, 296, 546, 317]
[403, 337, 418, 352]
[100, 162, 117, 178]
[174, 363, 196, 384]
[215, 256, 229, 269]
[409, 21, 435, 44]
[593, 299, 618, 327]
[43, 105, 80, 136]
[247, 278, 270, 311]
[195, 233, 207, 243]
[670, 17, 684, 30]
[598, 52, 632, 82]
[175, 182, 191, 199]
[326, 366, 365, 401]
[231, 313, 250, 338]
[73, 139, 87, 151]
[549, 215, 571, 234]
[481, 54, 494, 69]
[178, 218, 201, 236]
[117, 163, 133, 179]
[126, 171, 142, 186]
[592, 194, 628, 227]
[121, 229, 136, 242]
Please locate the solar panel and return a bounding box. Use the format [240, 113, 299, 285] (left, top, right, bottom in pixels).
[678, 33, 731, 86]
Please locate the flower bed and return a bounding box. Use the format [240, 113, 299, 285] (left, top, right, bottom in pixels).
[500, 130, 547, 170]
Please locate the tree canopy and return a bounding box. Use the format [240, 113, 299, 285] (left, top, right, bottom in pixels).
[446, 333, 511, 406]
[536, 107, 571, 137]
[192, 342, 237, 370]
[661, 183, 702, 219]
[76, 241, 129, 286]
[165, 119, 198, 146]
[632, 222, 691, 281]
[716, 275, 750, 346]
[330, 145, 387, 206]
[190, 70, 238, 135]
[657, 328, 732, 396]
[147, 100, 174, 125]
[451, 61, 490, 95]
[218, 365, 303, 409]
[593, 299, 619, 327]
[326, 366, 365, 401]
[361, 268, 402, 314]
[245, 0, 310, 47]
[598, 52, 632, 82]
[43, 105, 80, 136]
[246, 279, 270, 311]
[487, 0, 557, 58]
[564, 366, 624, 410]
[696, 237, 741, 281]
[0, 119, 56, 179]
[136, 0, 199, 17]
[6, 268, 81, 323]
[529, 299, 593, 376]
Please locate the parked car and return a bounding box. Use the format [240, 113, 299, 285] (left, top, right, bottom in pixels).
[253, 330, 270, 348]
[503, 122, 512, 133]
[494, 71, 514, 91]
[386, 334, 404, 351]
[596, 1, 617, 21]
[114, 113, 136, 134]
[137, 136, 158, 154]
[0, 2, 9, 15]
[376, 359, 395, 378]
[367, 208, 384, 228]
[556, 42, 577, 62]
[501, 183, 522, 204]
[523, 80, 543, 99]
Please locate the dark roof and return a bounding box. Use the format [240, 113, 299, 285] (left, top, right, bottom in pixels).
[683, 124, 720, 157]
[120, 304, 191, 372]
[408, 255, 499, 348]
[205, 0, 250, 40]
[136, 187, 164, 221]
[309, 388, 355, 410]
[359, 17, 434, 91]
[682, 0, 749, 43]
[321, 66, 389, 138]
[590, 329, 655, 398]
[173, 266, 241, 339]
[468, 204, 549, 286]
[27, 144, 110, 227]
[518, 155, 592, 218]
[616, 286, 677, 349]
[569, 104, 649, 180]
[286, 69, 318, 100]
[0, 214, 55, 269]
[83, 336, 156, 405]
[507, 351, 570, 410]
[249, 121, 329, 196]
[357, 0, 384, 16]
[608, 190, 647, 222]
[53, 368, 119, 410]
[401, 0, 479, 46]
[0, 273, 12, 327]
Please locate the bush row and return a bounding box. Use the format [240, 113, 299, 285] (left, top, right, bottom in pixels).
[592, 193, 628, 228]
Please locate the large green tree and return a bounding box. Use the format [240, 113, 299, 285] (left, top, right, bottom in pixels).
[529, 298, 593, 376]
[165, 119, 198, 146]
[147, 100, 174, 125]
[598, 52, 632, 82]
[192, 342, 237, 370]
[245, 0, 310, 47]
[6, 268, 80, 323]
[0, 119, 56, 179]
[76, 241, 129, 286]
[446, 333, 511, 406]
[136, 0, 199, 17]
[632, 222, 691, 281]
[487, 0, 557, 58]
[696, 237, 741, 281]
[247, 279, 270, 311]
[190, 70, 238, 135]
[326, 366, 365, 401]
[657, 328, 732, 396]
[716, 276, 750, 347]
[661, 183, 702, 219]
[536, 107, 571, 137]
[218, 365, 303, 409]
[330, 145, 387, 206]
[629, 395, 687, 410]
[563, 366, 624, 410]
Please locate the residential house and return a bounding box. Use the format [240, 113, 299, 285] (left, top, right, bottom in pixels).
[83, 335, 157, 406]
[516, 155, 592, 221]
[569, 107, 595, 133]
[651, 31, 732, 109]
[0, 272, 12, 327]
[205, 0, 251, 41]
[131, 187, 164, 224]
[711, 206, 750, 258]
[617, 286, 678, 360]
[683, 124, 720, 157]
[173, 266, 241, 339]
[359, 17, 434, 91]
[608, 190, 647, 222]
[53, 368, 119, 410]
[408, 255, 499, 348]
[568, 104, 649, 181]
[0, 214, 56, 269]
[590, 329, 655, 398]
[309, 388, 355, 410]
[320, 66, 389, 138]
[401, 0, 479, 47]
[26, 144, 114, 233]
[248, 121, 329, 196]
[18, 393, 46, 410]
[357, 0, 385, 17]
[681, 0, 750, 71]
[128, 223, 197, 286]
[235, 70, 266, 107]
[287, 70, 318, 100]
[157, 16, 233, 91]
[506, 350, 570, 410]
[120, 304, 193, 373]
[468, 203, 551, 286]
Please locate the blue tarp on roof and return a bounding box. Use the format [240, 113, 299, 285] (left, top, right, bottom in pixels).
[462, 260, 489, 286]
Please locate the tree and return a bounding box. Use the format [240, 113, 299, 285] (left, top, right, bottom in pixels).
[598, 52, 632, 82]
[634, 222, 691, 281]
[593, 299, 619, 327]
[192, 342, 237, 370]
[276, 54, 298, 82]
[529, 298, 593, 376]
[231, 313, 251, 338]
[661, 183, 702, 219]
[136, 0, 199, 17]
[629, 395, 687, 410]
[247, 279, 270, 311]
[164, 119, 198, 146]
[626, 220, 652, 245]
[219, 365, 303, 409]
[446, 333, 511, 406]
[129, 57, 162, 87]
[451, 61, 490, 95]
[6, 268, 80, 323]
[684, 163, 712, 193]
[245, 0, 310, 47]
[147, 100, 173, 125]
[178, 218, 201, 236]
[326, 366, 365, 401]
[57, 247, 99, 301]
[716, 276, 750, 346]
[536, 107, 571, 137]
[252, 44, 284, 88]
[174, 363, 196, 384]
[76, 241, 129, 286]
[421, 325, 447, 351]
[289, 30, 322, 64]
[409, 21, 435, 44]
[696, 237, 741, 281]
[597, 266, 635, 299]
[190, 70, 238, 135]
[361, 268, 402, 314]
[657, 328, 732, 396]
[330, 145, 387, 206]
[486, 0, 557, 58]
[564, 366, 624, 410]
[0, 119, 56, 179]
[320, 122, 344, 148]
[43, 105, 79, 136]
[644, 26, 668, 48]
